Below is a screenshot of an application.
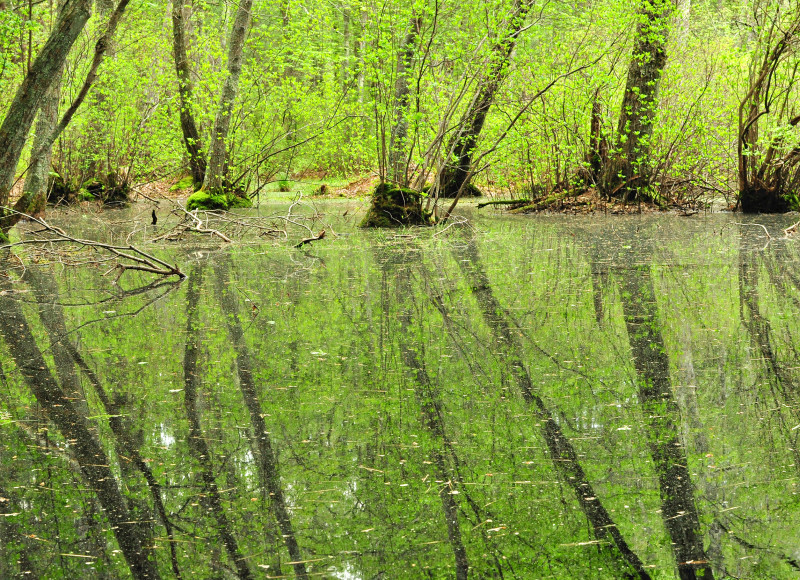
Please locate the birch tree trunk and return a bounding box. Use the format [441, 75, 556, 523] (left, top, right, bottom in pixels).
[172, 0, 206, 188]
[600, 0, 673, 201]
[202, 0, 253, 195]
[0, 0, 92, 216]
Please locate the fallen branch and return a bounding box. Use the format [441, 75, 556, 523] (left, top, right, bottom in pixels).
[1, 211, 184, 280]
[476, 198, 531, 209]
[294, 230, 326, 248]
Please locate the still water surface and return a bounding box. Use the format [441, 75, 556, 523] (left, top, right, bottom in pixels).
[1, 205, 799, 579]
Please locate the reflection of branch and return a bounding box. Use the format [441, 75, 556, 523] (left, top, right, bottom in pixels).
[716, 520, 800, 571]
[3, 211, 184, 279]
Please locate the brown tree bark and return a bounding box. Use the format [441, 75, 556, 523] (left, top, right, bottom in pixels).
[0, 0, 92, 218]
[600, 0, 673, 201]
[172, 0, 206, 188]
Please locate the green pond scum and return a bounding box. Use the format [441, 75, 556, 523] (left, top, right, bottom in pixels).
[0, 205, 799, 579]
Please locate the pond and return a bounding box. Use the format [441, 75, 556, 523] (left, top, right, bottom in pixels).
[1, 204, 799, 579]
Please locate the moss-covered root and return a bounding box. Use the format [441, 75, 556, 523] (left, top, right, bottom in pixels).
[359, 183, 432, 228]
[186, 189, 253, 211]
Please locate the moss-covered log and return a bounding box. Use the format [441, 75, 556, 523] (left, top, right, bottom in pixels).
[360, 182, 431, 227]
[186, 188, 252, 211]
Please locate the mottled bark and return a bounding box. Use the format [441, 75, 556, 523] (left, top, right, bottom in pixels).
[452, 236, 652, 580]
[172, 0, 206, 187]
[14, 64, 62, 219]
[203, 0, 253, 194]
[600, 0, 673, 201]
[214, 262, 308, 580]
[3, 0, 131, 231]
[0, 0, 91, 211]
[387, 17, 421, 186]
[618, 263, 714, 580]
[181, 268, 253, 580]
[0, 278, 160, 580]
[435, 0, 532, 200]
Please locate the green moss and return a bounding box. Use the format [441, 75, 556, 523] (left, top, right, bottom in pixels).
[360, 182, 431, 228]
[229, 195, 253, 208]
[186, 190, 230, 211]
[170, 175, 195, 191]
[78, 188, 96, 201]
[0, 230, 9, 244]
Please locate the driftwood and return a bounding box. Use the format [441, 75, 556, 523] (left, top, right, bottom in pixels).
[294, 229, 325, 248]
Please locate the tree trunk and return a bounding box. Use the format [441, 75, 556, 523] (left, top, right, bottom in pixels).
[14, 36, 64, 219]
[387, 17, 421, 187]
[172, 0, 206, 188]
[0, 0, 92, 215]
[600, 0, 673, 201]
[434, 0, 532, 200]
[202, 0, 253, 195]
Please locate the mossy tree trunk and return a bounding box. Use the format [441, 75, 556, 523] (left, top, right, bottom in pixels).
[202, 0, 253, 196]
[0, 0, 92, 214]
[600, 0, 673, 201]
[386, 16, 421, 187]
[172, 0, 206, 189]
[14, 57, 63, 219]
[434, 0, 532, 200]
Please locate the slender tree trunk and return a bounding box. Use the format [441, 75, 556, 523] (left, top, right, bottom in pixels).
[2, 0, 131, 232]
[202, 0, 253, 194]
[600, 0, 673, 201]
[214, 263, 309, 580]
[0, 0, 92, 215]
[618, 263, 714, 580]
[434, 0, 532, 200]
[387, 17, 421, 186]
[0, 277, 161, 580]
[172, 0, 206, 188]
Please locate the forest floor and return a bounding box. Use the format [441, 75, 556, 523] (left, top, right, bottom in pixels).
[119, 175, 713, 216]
